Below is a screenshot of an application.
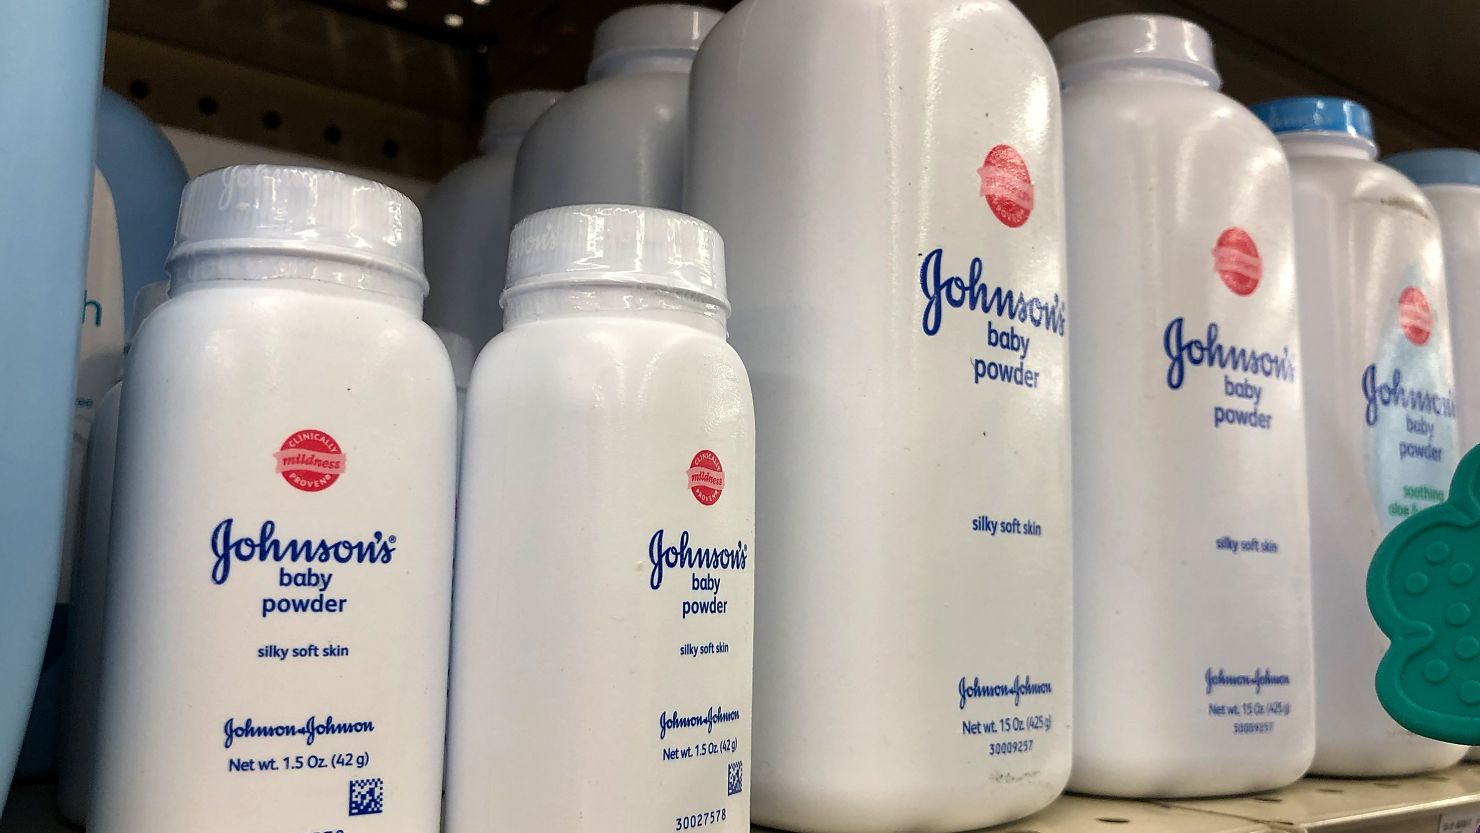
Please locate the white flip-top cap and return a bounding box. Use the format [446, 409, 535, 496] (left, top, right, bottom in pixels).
[1050, 14, 1220, 89]
[505, 204, 728, 314]
[166, 164, 426, 298]
[128, 281, 170, 344]
[479, 90, 565, 155]
[587, 4, 723, 82]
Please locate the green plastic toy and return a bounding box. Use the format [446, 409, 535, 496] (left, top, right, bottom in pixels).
[1369, 443, 1480, 744]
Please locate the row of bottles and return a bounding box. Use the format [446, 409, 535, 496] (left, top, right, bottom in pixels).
[8, 3, 1480, 833]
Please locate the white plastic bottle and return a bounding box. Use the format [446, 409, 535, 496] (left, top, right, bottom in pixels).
[422, 90, 563, 349]
[443, 205, 754, 833]
[1386, 150, 1480, 765]
[1387, 150, 1480, 448]
[510, 5, 720, 222]
[1054, 17, 1314, 797]
[57, 280, 169, 825]
[1251, 98, 1466, 775]
[687, 2, 1072, 830]
[91, 165, 457, 833]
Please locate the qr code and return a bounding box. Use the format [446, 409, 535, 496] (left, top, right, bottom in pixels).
[348, 777, 384, 816]
[727, 761, 743, 797]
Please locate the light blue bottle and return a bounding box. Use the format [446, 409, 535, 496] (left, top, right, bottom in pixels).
[96, 88, 189, 330]
[0, 0, 110, 806]
[16, 89, 187, 778]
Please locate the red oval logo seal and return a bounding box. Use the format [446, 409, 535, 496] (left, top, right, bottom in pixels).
[688, 450, 725, 506]
[274, 429, 346, 493]
[1399, 286, 1433, 346]
[1213, 227, 1262, 296]
[978, 144, 1034, 229]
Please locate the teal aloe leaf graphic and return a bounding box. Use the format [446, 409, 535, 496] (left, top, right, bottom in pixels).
[1369, 443, 1480, 744]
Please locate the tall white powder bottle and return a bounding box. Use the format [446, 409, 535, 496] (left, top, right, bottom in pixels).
[1253, 98, 1466, 775]
[1054, 17, 1315, 797]
[57, 280, 169, 825]
[444, 205, 754, 832]
[1385, 149, 1480, 764]
[91, 166, 457, 833]
[686, 1, 1072, 830]
[422, 90, 563, 348]
[510, 5, 720, 222]
[1386, 149, 1480, 448]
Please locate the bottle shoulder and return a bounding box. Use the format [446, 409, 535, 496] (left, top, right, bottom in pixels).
[476, 317, 746, 382]
[712, 0, 1044, 35]
[1065, 82, 1268, 136]
[701, 0, 1053, 84]
[1062, 83, 1288, 183]
[468, 322, 750, 432]
[425, 154, 516, 208]
[134, 288, 445, 363]
[534, 72, 687, 125]
[518, 75, 688, 168]
[1292, 155, 1436, 206]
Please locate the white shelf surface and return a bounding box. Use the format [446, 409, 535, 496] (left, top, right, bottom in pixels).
[1162, 763, 1480, 832]
[945, 795, 1275, 833]
[755, 795, 1276, 833]
[10, 768, 1480, 832]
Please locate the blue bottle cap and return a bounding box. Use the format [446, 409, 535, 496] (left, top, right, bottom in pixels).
[1251, 96, 1374, 143]
[1385, 149, 1480, 188]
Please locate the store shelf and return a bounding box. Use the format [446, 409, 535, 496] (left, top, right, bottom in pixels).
[1163, 763, 1480, 832]
[962, 795, 1275, 833]
[9, 772, 1480, 832]
[0, 783, 1275, 833]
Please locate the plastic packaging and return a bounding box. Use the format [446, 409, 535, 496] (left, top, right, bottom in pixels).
[1251, 100, 1465, 774]
[1057, 17, 1315, 797]
[90, 166, 457, 833]
[422, 91, 563, 348]
[0, 0, 108, 804]
[686, 1, 1072, 829]
[510, 5, 720, 222]
[443, 205, 754, 832]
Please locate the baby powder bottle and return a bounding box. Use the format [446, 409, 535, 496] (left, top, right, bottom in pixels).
[686, 2, 1072, 830]
[57, 280, 169, 825]
[1253, 98, 1465, 775]
[443, 205, 754, 833]
[1387, 150, 1480, 448]
[1054, 17, 1314, 797]
[510, 5, 720, 222]
[90, 165, 458, 833]
[1386, 150, 1480, 764]
[0, 0, 107, 802]
[422, 90, 563, 348]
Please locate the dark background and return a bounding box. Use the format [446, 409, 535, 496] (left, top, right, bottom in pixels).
[103, 0, 1480, 179]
